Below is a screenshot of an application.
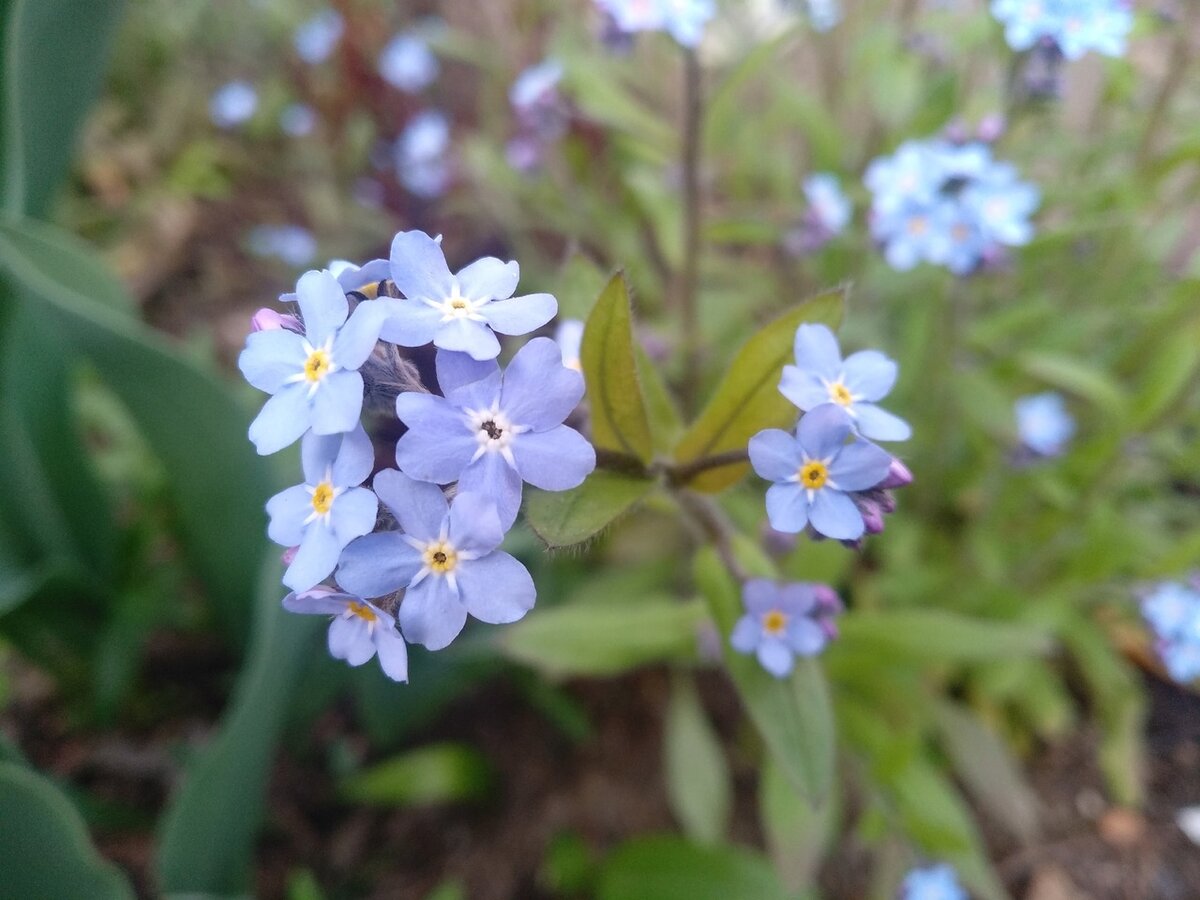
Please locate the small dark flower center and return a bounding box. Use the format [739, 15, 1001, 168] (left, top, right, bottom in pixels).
[482, 420, 503, 440]
[433, 551, 447, 565]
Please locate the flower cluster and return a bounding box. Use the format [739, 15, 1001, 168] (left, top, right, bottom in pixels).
[594, 0, 716, 48]
[865, 136, 1039, 275]
[899, 864, 968, 900]
[1141, 579, 1200, 684]
[991, 0, 1132, 60]
[507, 59, 569, 174]
[750, 323, 912, 544]
[209, 80, 258, 129]
[379, 31, 440, 92]
[1015, 391, 1075, 459]
[786, 173, 851, 256]
[396, 110, 453, 199]
[730, 579, 842, 678]
[293, 9, 344, 65]
[239, 230, 596, 681]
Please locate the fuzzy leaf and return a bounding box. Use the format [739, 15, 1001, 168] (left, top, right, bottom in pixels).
[664, 674, 731, 845]
[524, 472, 655, 549]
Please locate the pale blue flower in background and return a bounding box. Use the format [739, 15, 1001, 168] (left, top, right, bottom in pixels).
[1141, 580, 1200, 683]
[900, 864, 968, 900]
[209, 80, 258, 128]
[1014, 391, 1075, 457]
[395, 110, 451, 198]
[730, 579, 839, 677]
[283, 588, 408, 681]
[247, 225, 318, 267]
[595, 0, 715, 47]
[991, 0, 1132, 60]
[802, 0, 841, 31]
[802, 173, 851, 237]
[294, 9, 344, 64]
[379, 32, 439, 92]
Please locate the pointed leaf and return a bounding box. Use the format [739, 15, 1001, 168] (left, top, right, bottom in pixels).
[524, 472, 655, 549]
[597, 836, 789, 900]
[340, 744, 493, 808]
[664, 673, 731, 845]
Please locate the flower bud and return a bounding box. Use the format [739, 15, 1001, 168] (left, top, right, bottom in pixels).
[878, 457, 914, 489]
[252, 308, 302, 332]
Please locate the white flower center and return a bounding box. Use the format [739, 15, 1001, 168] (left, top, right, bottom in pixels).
[464, 405, 529, 466]
[426, 280, 487, 322]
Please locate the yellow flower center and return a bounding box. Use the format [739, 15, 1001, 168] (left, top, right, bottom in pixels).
[828, 381, 853, 406]
[304, 348, 332, 382]
[347, 601, 377, 622]
[907, 216, 928, 236]
[799, 461, 829, 490]
[762, 609, 788, 636]
[423, 541, 458, 574]
[311, 481, 335, 515]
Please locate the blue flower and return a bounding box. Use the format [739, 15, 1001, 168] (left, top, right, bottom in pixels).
[280, 102, 317, 137]
[294, 10, 344, 64]
[394, 110, 451, 198]
[239, 269, 391, 454]
[804, 0, 842, 31]
[730, 579, 840, 677]
[803, 173, 851, 236]
[749, 404, 893, 540]
[266, 424, 378, 592]
[247, 225, 317, 267]
[1141, 580, 1200, 683]
[283, 588, 408, 681]
[595, 0, 715, 47]
[393, 340, 595, 529]
[209, 80, 258, 128]
[900, 864, 968, 900]
[336, 470, 536, 650]
[510, 59, 569, 141]
[379, 33, 439, 92]
[1014, 391, 1075, 457]
[277, 257, 390, 304]
[991, 0, 1132, 60]
[779, 324, 911, 442]
[381, 231, 557, 360]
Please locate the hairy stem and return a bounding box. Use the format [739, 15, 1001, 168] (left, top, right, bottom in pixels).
[666, 448, 750, 486]
[676, 490, 749, 583]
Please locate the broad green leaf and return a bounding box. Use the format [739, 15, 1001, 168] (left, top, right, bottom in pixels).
[1130, 316, 1200, 430]
[663, 674, 731, 845]
[524, 472, 655, 548]
[673, 287, 845, 492]
[0, 761, 134, 900]
[760, 756, 838, 894]
[0, 219, 275, 639]
[637, 344, 684, 453]
[341, 743, 493, 808]
[156, 556, 318, 896]
[499, 597, 705, 677]
[597, 836, 789, 900]
[581, 273, 655, 465]
[1017, 352, 1127, 418]
[694, 547, 835, 800]
[1, 0, 127, 218]
[933, 701, 1039, 844]
[834, 610, 1053, 664]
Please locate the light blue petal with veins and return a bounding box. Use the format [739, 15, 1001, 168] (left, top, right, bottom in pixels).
[301, 431, 342, 484]
[457, 452, 523, 532]
[283, 524, 342, 591]
[296, 269, 349, 346]
[333, 301, 389, 370]
[841, 350, 898, 401]
[239, 329, 306, 393]
[283, 589, 356, 616]
[434, 318, 501, 360]
[399, 576, 468, 650]
[511, 427, 595, 492]
[331, 424, 375, 486]
[796, 404, 852, 459]
[266, 485, 312, 547]
[757, 639, 794, 678]
[373, 626, 409, 681]
[808, 490, 863, 541]
[371, 469, 448, 540]
[853, 404, 912, 442]
[455, 257, 519, 301]
[778, 366, 829, 412]
[765, 483, 810, 533]
[336, 532, 422, 598]
[394, 394, 476, 483]
[389, 230, 454, 301]
[330, 487, 378, 545]
[457, 552, 535, 624]
[310, 370, 363, 434]
[792, 324, 842, 378]
[749, 429, 802, 482]
[447, 492, 505, 555]
[480, 292, 557, 336]
[500, 337, 584, 429]
[328, 615, 375, 666]
[378, 301, 442, 347]
[828, 439, 893, 491]
[436, 350, 500, 403]
[249, 385, 310, 455]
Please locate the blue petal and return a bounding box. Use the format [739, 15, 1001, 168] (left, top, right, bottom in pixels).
[336, 532, 422, 597]
[756, 639, 794, 678]
[371, 469, 447, 541]
[330, 487, 378, 545]
[455, 257, 519, 301]
[457, 451, 523, 532]
[239, 330, 306, 393]
[447, 492, 505, 555]
[792, 324, 842, 378]
[841, 350, 898, 402]
[266, 484, 312, 547]
[328, 614, 375, 666]
[511, 427, 595, 492]
[457, 551, 535, 624]
[333, 301, 389, 370]
[787, 618, 827, 656]
[301, 430, 342, 484]
[296, 269, 349, 346]
[853, 404, 912, 442]
[777, 583, 817, 616]
[399, 576, 468, 650]
[808, 490, 864, 541]
[249, 385, 310, 455]
[829, 439, 893, 491]
[311, 371, 364, 435]
[283, 588, 355, 616]
[394, 394, 477, 484]
[730, 615, 761, 653]
[335, 258, 389, 292]
[778, 365, 829, 412]
[749, 429, 802, 482]
[389, 230, 453, 301]
[795, 404, 852, 460]
[378, 301, 442, 347]
[500, 337, 584, 430]
[742, 579, 780, 614]
[283, 524, 342, 591]
[372, 625, 409, 681]
[480, 292, 557, 336]
[435, 349, 500, 402]
[330, 423, 376, 486]
[765, 483, 810, 533]
[433, 318, 501, 360]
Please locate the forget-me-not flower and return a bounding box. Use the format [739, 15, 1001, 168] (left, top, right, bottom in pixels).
[210, 80, 258, 129]
[336, 470, 536, 650]
[595, 0, 716, 47]
[247, 225, 317, 267]
[283, 587, 408, 681]
[730, 579, 840, 677]
[280, 102, 317, 137]
[991, 0, 1132, 60]
[804, 173, 852, 237]
[239, 268, 391, 454]
[780, 324, 911, 442]
[381, 230, 557, 360]
[294, 10, 344, 64]
[1141, 580, 1200, 684]
[266, 424, 378, 591]
[379, 32, 439, 92]
[749, 404, 893, 540]
[899, 864, 968, 900]
[1015, 391, 1075, 457]
[394, 110, 451, 198]
[393, 340, 595, 528]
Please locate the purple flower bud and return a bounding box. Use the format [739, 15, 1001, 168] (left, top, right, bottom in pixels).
[876, 491, 897, 515]
[879, 457, 914, 489]
[857, 498, 885, 535]
[761, 523, 799, 558]
[976, 113, 1006, 143]
[251, 308, 303, 332]
[281, 545, 299, 566]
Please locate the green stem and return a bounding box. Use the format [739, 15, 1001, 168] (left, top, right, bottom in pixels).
[1136, 17, 1193, 166]
[678, 47, 704, 416]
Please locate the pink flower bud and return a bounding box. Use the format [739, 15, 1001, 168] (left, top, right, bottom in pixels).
[251, 308, 302, 332]
[879, 458, 913, 489]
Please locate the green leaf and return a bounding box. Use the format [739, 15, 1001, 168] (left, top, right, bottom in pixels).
[834, 610, 1053, 663]
[0, 761, 134, 900]
[499, 597, 705, 677]
[673, 287, 845, 492]
[1017, 352, 1127, 418]
[1, 0, 127, 218]
[1130, 314, 1200, 430]
[341, 743, 493, 808]
[693, 547, 835, 800]
[524, 472, 655, 549]
[597, 836, 789, 900]
[663, 674, 731, 845]
[759, 756, 837, 894]
[156, 556, 318, 896]
[581, 273, 655, 465]
[0, 219, 276, 639]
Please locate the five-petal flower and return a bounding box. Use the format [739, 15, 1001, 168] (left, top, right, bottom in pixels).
[283, 587, 408, 681]
[730, 579, 838, 678]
